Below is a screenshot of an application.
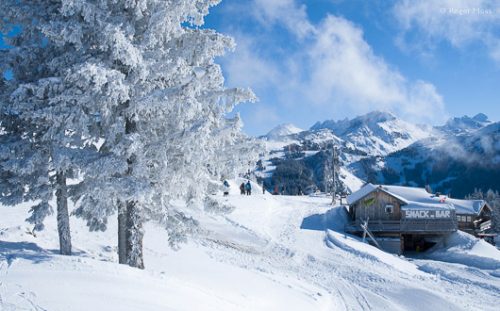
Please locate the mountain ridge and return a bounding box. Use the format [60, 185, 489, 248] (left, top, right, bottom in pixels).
[259, 111, 499, 198]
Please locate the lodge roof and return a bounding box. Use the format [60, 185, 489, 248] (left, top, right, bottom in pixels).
[446, 198, 487, 215]
[347, 183, 487, 215]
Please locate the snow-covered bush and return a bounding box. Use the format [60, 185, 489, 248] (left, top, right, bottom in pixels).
[204, 196, 235, 215]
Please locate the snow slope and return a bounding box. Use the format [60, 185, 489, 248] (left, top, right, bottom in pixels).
[1, 189, 499, 310]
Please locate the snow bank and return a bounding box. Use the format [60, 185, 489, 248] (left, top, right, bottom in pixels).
[300, 206, 423, 276]
[325, 230, 424, 276]
[0, 202, 324, 311]
[426, 231, 500, 270]
[299, 205, 349, 232]
[2, 194, 500, 310]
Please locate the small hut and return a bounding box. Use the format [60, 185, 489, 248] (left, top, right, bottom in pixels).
[345, 184, 494, 253]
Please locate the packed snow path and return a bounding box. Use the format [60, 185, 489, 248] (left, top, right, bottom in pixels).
[210, 194, 499, 310]
[1, 190, 499, 310]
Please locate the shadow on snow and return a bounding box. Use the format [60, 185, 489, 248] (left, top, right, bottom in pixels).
[0, 240, 53, 265]
[300, 206, 349, 232]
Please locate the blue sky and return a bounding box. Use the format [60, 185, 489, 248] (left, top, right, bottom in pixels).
[2, 1, 499, 136]
[204, 0, 500, 135]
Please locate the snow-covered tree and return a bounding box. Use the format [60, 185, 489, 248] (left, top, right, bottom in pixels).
[467, 188, 484, 200]
[2, 0, 260, 268]
[0, 4, 102, 255]
[485, 189, 500, 233]
[0, 102, 77, 256]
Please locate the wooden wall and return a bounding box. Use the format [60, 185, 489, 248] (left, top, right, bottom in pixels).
[352, 190, 402, 221]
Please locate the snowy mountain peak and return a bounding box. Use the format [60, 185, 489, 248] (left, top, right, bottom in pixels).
[472, 113, 489, 123]
[309, 111, 430, 156]
[310, 111, 397, 132]
[438, 113, 491, 134]
[265, 123, 303, 140]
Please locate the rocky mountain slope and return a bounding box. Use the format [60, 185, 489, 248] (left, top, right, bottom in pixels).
[260, 111, 500, 198]
[357, 121, 500, 197]
[311, 111, 431, 156]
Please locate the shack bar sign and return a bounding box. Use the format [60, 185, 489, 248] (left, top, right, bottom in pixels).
[403, 210, 451, 219]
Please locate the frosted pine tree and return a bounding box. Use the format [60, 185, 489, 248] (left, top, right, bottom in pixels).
[5, 0, 258, 268]
[67, 0, 261, 268]
[486, 190, 500, 233]
[2, 0, 260, 268]
[0, 5, 104, 255]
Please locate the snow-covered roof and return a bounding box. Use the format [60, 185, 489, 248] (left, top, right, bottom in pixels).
[446, 198, 487, 215]
[381, 185, 450, 209]
[347, 183, 410, 205]
[347, 183, 378, 204]
[347, 184, 484, 214]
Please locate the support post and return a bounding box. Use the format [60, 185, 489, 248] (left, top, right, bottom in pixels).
[332, 146, 337, 205]
[361, 218, 381, 249]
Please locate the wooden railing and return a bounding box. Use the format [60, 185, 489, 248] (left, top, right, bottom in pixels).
[345, 219, 457, 233]
[479, 220, 492, 232]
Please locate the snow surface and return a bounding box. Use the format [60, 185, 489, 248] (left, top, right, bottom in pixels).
[338, 167, 364, 193]
[1, 190, 499, 310]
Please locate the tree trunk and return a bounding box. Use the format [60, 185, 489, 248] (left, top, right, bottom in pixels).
[121, 115, 144, 269]
[118, 200, 128, 264]
[56, 171, 72, 255]
[126, 201, 144, 269]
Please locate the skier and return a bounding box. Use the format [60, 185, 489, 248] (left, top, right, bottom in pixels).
[245, 180, 252, 196]
[223, 180, 230, 196]
[262, 182, 266, 195]
[240, 183, 245, 195]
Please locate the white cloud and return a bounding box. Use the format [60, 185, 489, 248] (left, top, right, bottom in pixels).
[252, 0, 314, 38]
[240, 104, 281, 133]
[307, 16, 405, 108]
[394, 0, 500, 65]
[222, 34, 281, 90]
[221, 0, 448, 125]
[306, 16, 445, 124]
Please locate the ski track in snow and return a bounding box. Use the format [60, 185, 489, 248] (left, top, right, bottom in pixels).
[1, 194, 499, 310]
[0, 248, 47, 311]
[198, 195, 499, 311]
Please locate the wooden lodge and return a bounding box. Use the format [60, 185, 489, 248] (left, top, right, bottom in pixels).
[345, 184, 494, 254]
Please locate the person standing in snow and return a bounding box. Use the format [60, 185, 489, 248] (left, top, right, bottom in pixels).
[245, 181, 252, 195]
[240, 183, 245, 195]
[273, 185, 279, 195]
[223, 180, 230, 196]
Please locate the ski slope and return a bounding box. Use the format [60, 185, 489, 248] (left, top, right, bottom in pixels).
[1, 184, 499, 310]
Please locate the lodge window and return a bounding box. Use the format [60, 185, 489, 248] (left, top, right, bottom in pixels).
[385, 204, 394, 214]
[458, 215, 472, 222]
